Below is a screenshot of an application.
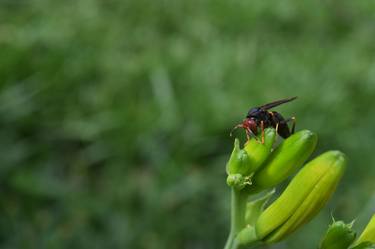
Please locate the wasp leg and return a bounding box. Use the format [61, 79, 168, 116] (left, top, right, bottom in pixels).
[245, 128, 261, 143]
[245, 128, 251, 140]
[273, 122, 280, 143]
[291, 117, 296, 134]
[283, 116, 296, 134]
[269, 111, 280, 134]
[275, 122, 279, 134]
[261, 120, 265, 144]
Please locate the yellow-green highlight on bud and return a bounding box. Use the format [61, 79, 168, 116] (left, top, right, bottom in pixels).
[319, 220, 356, 249]
[355, 214, 375, 246]
[255, 151, 346, 243]
[251, 130, 317, 191]
[227, 128, 276, 177]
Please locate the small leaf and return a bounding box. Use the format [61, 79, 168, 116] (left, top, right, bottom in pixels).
[319, 220, 356, 249]
[245, 190, 275, 226]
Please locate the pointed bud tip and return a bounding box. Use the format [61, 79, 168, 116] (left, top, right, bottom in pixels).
[325, 150, 347, 170]
[329, 150, 346, 161]
[298, 129, 317, 140]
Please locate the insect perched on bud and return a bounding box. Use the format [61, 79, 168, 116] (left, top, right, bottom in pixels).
[231, 97, 297, 143]
[226, 129, 276, 189]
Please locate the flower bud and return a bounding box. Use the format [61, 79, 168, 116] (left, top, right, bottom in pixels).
[243, 128, 276, 173]
[226, 129, 276, 176]
[319, 220, 356, 249]
[226, 139, 251, 176]
[251, 130, 317, 191]
[355, 214, 375, 246]
[255, 151, 346, 243]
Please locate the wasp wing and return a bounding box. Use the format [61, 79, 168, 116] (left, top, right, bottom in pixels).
[259, 96, 297, 110]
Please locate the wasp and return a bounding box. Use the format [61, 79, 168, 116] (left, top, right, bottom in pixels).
[231, 97, 297, 143]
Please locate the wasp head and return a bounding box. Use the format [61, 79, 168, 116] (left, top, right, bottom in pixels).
[230, 118, 258, 138]
[243, 118, 258, 135]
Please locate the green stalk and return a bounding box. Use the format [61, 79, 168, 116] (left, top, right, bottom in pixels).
[224, 189, 248, 249]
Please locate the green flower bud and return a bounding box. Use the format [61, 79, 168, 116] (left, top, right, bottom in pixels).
[226, 139, 251, 176]
[251, 130, 317, 191]
[243, 128, 276, 173]
[226, 129, 276, 176]
[355, 214, 375, 246]
[255, 151, 346, 243]
[319, 220, 356, 249]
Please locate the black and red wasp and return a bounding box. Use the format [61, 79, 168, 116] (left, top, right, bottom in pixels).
[231, 97, 297, 143]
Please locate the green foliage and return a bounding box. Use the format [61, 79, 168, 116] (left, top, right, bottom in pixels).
[1, 0, 375, 248]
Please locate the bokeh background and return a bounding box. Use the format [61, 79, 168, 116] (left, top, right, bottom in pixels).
[1, 0, 375, 248]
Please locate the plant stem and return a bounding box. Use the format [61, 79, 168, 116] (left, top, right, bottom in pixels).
[224, 189, 248, 249]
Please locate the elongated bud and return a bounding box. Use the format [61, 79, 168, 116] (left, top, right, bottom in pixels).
[251, 130, 317, 191]
[255, 151, 346, 243]
[355, 214, 375, 246]
[319, 220, 356, 249]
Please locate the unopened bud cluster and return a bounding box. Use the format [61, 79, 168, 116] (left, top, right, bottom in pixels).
[225, 128, 348, 247]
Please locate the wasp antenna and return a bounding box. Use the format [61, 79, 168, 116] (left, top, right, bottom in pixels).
[230, 124, 243, 137]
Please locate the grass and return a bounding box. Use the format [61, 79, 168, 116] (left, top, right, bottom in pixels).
[0, 0, 375, 248]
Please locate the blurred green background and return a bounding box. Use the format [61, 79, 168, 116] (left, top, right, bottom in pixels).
[1, 0, 375, 248]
